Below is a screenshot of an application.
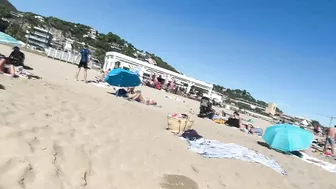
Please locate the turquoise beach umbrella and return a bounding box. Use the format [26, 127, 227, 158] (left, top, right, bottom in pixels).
[104, 68, 141, 87]
[262, 124, 313, 152]
[0, 32, 21, 46]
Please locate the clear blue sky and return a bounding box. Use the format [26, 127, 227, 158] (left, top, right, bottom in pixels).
[10, 0, 336, 125]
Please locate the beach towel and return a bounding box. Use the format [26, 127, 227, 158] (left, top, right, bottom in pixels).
[182, 138, 287, 175]
[91, 82, 110, 88]
[251, 128, 263, 136]
[2, 66, 41, 79]
[127, 98, 162, 108]
[165, 95, 184, 102]
[293, 152, 336, 173]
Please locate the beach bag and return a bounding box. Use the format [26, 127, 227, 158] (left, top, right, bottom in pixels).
[167, 116, 194, 135]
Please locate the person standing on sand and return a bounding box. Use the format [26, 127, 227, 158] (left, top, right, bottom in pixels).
[323, 125, 336, 156]
[75, 45, 91, 82]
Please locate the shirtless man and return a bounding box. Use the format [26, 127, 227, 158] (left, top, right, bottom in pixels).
[323, 126, 336, 156]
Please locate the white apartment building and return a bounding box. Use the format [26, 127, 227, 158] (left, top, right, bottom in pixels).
[111, 42, 122, 51]
[146, 57, 157, 65]
[26, 27, 52, 49]
[34, 15, 44, 22]
[83, 28, 98, 40]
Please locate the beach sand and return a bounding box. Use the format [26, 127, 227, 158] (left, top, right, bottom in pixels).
[0, 44, 335, 189]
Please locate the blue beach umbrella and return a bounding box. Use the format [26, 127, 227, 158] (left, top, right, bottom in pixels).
[104, 68, 141, 87]
[262, 124, 313, 152]
[0, 32, 21, 46]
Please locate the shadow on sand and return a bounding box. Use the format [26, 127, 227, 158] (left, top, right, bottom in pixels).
[0, 84, 5, 90]
[160, 174, 199, 189]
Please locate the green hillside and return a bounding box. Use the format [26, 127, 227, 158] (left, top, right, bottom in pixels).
[0, 0, 16, 11]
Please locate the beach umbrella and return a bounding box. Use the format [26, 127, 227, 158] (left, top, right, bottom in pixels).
[0, 32, 21, 46]
[104, 68, 141, 87]
[262, 123, 313, 152]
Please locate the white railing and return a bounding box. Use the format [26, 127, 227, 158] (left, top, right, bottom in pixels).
[46, 48, 93, 69]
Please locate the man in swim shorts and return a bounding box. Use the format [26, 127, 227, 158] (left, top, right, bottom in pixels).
[323, 125, 336, 156]
[75, 45, 91, 82]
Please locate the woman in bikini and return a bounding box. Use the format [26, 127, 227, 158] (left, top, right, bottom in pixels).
[127, 90, 157, 105]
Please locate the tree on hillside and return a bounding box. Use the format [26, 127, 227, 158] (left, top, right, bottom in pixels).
[0, 5, 12, 18]
[105, 32, 124, 45]
[311, 120, 321, 127]
[0, 0, 17, 11]
[213, 85, 226, 94]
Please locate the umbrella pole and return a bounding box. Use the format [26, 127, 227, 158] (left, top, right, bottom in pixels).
[329, 117, 334, 127]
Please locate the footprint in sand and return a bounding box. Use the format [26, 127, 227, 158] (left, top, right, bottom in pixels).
[0, 157, 33, 189]
[54, 145, 91, 187]
[161, 174, 199, 189]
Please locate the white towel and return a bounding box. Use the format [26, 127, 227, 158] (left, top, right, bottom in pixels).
[183, 138, 287, 175]
[297, 152, 336, 173]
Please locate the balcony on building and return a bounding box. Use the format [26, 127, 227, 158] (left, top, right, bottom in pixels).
[26, 26, 53, 49]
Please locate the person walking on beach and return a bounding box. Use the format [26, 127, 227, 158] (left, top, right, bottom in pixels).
[75, 45, 91, 82]
[323, 126, 336, 156]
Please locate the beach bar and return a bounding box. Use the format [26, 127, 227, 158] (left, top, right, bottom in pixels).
[103, 51, 213, 94]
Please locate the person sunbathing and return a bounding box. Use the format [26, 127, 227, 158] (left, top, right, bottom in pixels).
[0, 57, 16, 77]
[240, 124, 264, 136]
[127, 91, 157, 105]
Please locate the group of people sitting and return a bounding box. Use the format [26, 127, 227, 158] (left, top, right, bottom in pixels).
[142, 74, 177, 93]
[0, 46, 25, 77]
[115, 87, 157, 106]
[220, 111, 263, 136]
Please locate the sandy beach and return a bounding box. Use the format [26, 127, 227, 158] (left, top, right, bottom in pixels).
[0, 44, 335, 189]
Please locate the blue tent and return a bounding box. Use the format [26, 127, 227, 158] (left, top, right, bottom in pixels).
[262, 124, 313, 152]
[104, 68, 141, 87]
[0, 32, 21, 46]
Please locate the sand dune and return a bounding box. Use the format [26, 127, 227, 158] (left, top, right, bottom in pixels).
[0, 44, 335, 189]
